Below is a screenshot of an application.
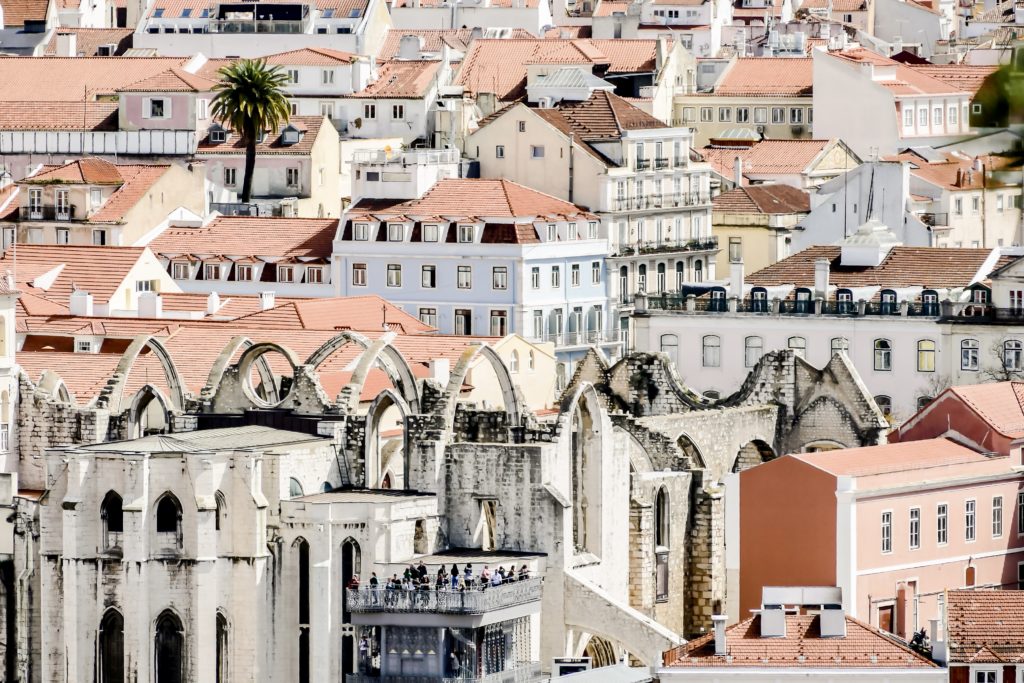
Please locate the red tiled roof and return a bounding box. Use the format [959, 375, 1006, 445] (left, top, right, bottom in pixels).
[150, 216, 337, 261]
[28, 158, 125, 185]
[1, 0, 49, 27]
[196, 116, 326, 156]
[946, 382, 1024, 439]
[393, 0, 539, 6]
[799, 0, 867, 10]
[911, 64, 997, 93]
[456, 39, 657, 99]
[889, 151, 1015, 191]
[1, 244, 149, 302]
[710, 58, 813, 97]
[0, 101, 118, 131]
[24, 160, 174, 224]
[42, 28, 134, 56]
[828, 49, 962, 96]
[792, 437, 987, 477]
[544, 24, 592, 36]
[229, 295, 435, 333]
[701, 139, 842, 179]
[264, 47, 358, 66]
[664, 614, 938, 668]
[377, 28, 535, 61]
[347, 178, 595, 222]
[350, 60, 440, 98]
[712, 184, 810, 214]
[747, 245, 996, 289]
[946, 590, 1024, 664]
[0, 57, 189, 101]
[117, 67, 219, 93]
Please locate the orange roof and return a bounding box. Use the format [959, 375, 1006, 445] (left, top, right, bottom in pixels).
[0, 101, 118, 131]
[117, 67, 219, 93]
[889, 151, 1015, 191]
[709, 58, 812, 97]
[945, 382, 1024, 439]
[946, 590, 1024, 664]
[24, 160, 174, 224]
[593, 0, 629, 14]
[911, 64, 996, 93]
[664, 614, 938, 668]
[1, 0, 49, 27]
[196, 116, 326, 156]
[350, 60, 440, 99]
[456, 39, 657, 99]
[229, 296, 435, 333]
[712, 184, 810, 214]
[28, 158, 126, 185]
[0, 56, 189, 101]
[347, 178, 595, 222]
[42, 28, 134, 56]
[828, 49, 962, 96]
[1, 244, 148, 302]
[394, 0, 539, 6]
[701, 139, 842, 179]
[747, 245, 996, 289]
[799, 0, 867, 9]
[150, 216, 337, 261]
[264, 47, 358, 66]
[791, 437, 988, 477]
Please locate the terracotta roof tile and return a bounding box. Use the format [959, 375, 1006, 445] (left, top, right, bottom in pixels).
[1, 244, 149, 302]
[196, 116, 326, 156]
[264, 47, 358, 66]
[747, 245, 997, 289]
[116, 67, 219, 93]
[0, 0, 49, 27]
[544, 24, 592, 36]
[42, 28, 134, 56]
[393, 0, 539, 6]
[28, 158, 124, 184]
[533, 89, 667, 141]
[799, 0, 866, 9]
[0, 101, 118, 131]
[229, 295, 435, 333]
[889, 151, 1015, 191]
[150, 216, 336, 260]
[945, 382, 1024, 439]
[350, 60, 440, 98]
[456, 39, 657, 99]
[946, 590, 1024, 664]
[664, 614, 938, 668]
[712, 184, 810, 214]
[709, 58, 813, 97]
[701, 139, 843, 179]
[911, 64, 997, 93]
[0, 56, 189, 101]
[828, 49, 962, 96]
[792, 437, 988, 477]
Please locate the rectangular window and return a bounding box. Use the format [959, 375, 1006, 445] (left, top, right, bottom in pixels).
[287, 69, 299, 84]
[771, 107, 785, 124]
[700, 107, 713, 122]
[547, 224, 557, 241]
[364, 103, 376, 119]
[919, 108, 928, 126]
[423, 224, 439, 242]
[421, 265, 436, 288]
[718, 107, 732, 122]
[881, 511, 892, 553]
[790, 108, 804, 124]
[458, 224, 474, 243]
[386, 264, 402, 287]
[306, 266, 323, 284]
[419, 307, 437, 327]
[321, 69, 334, 84]
[532, 310, 543, 339]
[75, 340, 93, 353]
[954, 197, 963, 215]
[352, 263, 367, 286]
[754, 107, 767, 123]
[949, 105, 958, 126]
[224, 168, 236, 186]
[489, 310, 508, 336]
[592, 261, 601, 284]
[92, 229, 107, 246]
[286, 167, 300, 188]
[994, 496, 1003, 537]
[277, 265, 294, 283]
[495, 145, 505, 159]
[455, 309, 472, 335]
[518, 121, 526, 133]
[531, 267, 540, 289]
[236, 264, 252, 281]
[904, 107, 914, 128]
[551, 266, 561, 288]
[571, 264, 580, 287]
[530, 145, 545, 159]
[933, 106, 943, 126]
[320, 102, 334, 118]
[392, 104, 404, 120]
[972, 196, 980, 214]
[736, 107, 750, 123]
[204, 263, 220, 280]
[147, 98, 168, 118]
[492, 266, 508, 290]
[966, 499, 976, 542]
[354, 223, 369, 241]
[909, 508, 920, 549]
[457, 266, 472, 289]
[388, 223, 403, 241]
[172, 262, 189, 279]
[975, 672, 997, 683]
[937, 504, 948, 545]
[56, 228, 69, 245]
[588, 221, 598, 239]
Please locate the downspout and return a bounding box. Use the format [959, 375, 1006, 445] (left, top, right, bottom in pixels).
[982, 161, 987, 247]
[568, 133, 575, 204]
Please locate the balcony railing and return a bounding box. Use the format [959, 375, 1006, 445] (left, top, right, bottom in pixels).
[19, 205, 77, 221]
[612, 193, 712, 212]
[919, 212, 949, 227]
[531, 329, 626, 347]
[613, 236, 718, 257]
[346, 577, 543, 615]
[208, 18, 306, 32]
[346, 662, 543, 683]
[635, 158, 651, 171]
[644, 295, 950, 317]
[352, 148, 459, 165]
[654, 157, 669, 170]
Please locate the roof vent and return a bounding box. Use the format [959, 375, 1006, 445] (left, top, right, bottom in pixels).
[760, 605, 786, 638]
[819, 604, 846, 638]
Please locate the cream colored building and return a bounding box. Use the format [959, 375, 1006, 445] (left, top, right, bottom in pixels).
[467, 334, 557, 411]
[711, 184, 810, 274]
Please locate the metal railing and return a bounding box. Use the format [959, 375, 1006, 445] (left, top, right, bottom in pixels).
[612, 193, 712, 212]
[346, 578, 543, 615]
[352, 148, 459, 166]
[19, 205, 76, 221]
[346, 662, 543, 683]
[531, 329, 626, 346]
[654, 157, 669, 170]
[208, 18, 307, 32]
[644, 295, 949, 318]
[635, 159, 650, 171]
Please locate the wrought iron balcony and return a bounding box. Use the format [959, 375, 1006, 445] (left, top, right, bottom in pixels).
[346, 662, 543, 683]
[19, 205, 77, 221]
[346, 577, 542, 615]
[654, 157, 669, 170]
[612, 193, 712, 212]
[635, 158, 650, 171]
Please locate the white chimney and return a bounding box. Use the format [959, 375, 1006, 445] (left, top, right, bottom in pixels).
[734, 156, 743, 186]
[819, 604, 846, 638]
[69, 290, 94, 316]
[813, 257, 830, 299]
[930, 618, 948, 663]
[398, 34, 423, 60]
[712, 615, 728, 655]
[206, 291, 221, 315]
[730, 259, 745, 299]
[137, 292, 163, 318]
[55, 32, 77, 57]
[260, 291, 276, 311]
[760, 605, 787, 638]
[430, 358, 450, 385]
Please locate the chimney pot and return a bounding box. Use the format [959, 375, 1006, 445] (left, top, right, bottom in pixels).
[734, 156, 743, 186]
[137, 291, 162, 318]
[260, 291, 276, 311]
[206, 291, 221, 315]
[69, 290, 94, 317]
[712, 615, 728, 655]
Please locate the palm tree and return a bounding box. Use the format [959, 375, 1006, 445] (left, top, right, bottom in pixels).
[211, 59, 290, 204]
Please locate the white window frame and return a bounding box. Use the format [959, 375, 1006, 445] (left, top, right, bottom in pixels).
[457, 224, 474, 243]
[966, 499, 976, 542]
[937, 503, 948, 545]
[881, 510, 893, 554]
[145, 97, 170, 119]
[457, 265, 472, 289]
[386, 264, 402, 287]
[277, 265, 294, 283]
[352, 263, 367, 286]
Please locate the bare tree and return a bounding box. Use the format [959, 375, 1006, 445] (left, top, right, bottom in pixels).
[982, 337, 1024, 382]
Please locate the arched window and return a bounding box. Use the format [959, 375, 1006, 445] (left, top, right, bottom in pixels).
[836, 288, 854, 314]
[831, 337, 849, 355]
[297, 539, 311, 683]
[101, 491, 124, 548]
[660, 334, 679, 355]
[555, 363, 567, 392]
[528, 350, 535, 370]
[744, 336, 763, 367]
[750, 287, 768, 313]
[321, 481, 332, 493]
[98, 609, 124, 683]
[787, 336, 806, 358]
[216, 612, 229, 683]
[656, 263, 667, 292]
[155, 494, 180, 534]
[214, 491, 226, 532]
[675, 261, 685, 290]
[879, 289, 898, 315]
[654, 488, 669, 548]
[921, 289, 939, 316]
[693, 259, 703, 283]
[961, 338, 980, 371]
[637, 264, 648, 292]
[619, 265, 629, 303]
[874, 339, 892, 371]
[702, 335, 720, 367]
[917, 396, 933, 411]
[154, 610, 184, 683]
[509, 350, 520, 373]
[708, 287, 727, 312]
[1004, 339, 1023, 372]
[794, 287, 812, 314]
[917, 340, 936, 372]
[289, 477, 304, 498]
[875, 395, 893, 419]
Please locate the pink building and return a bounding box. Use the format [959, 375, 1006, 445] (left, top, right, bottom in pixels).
[726, 431, 1024, 639]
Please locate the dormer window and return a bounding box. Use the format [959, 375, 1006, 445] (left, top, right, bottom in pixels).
[281, 125, 302, 145]
[354, 223, 369, 241]
[322, 7, 334, 16]
[75, 339, 94, 353]
[209, 126, 227, 144]
[153, 7, 164, 16]
[457, 225, 474, 243]
[171, 262, 189, 279]
[278, 265, 295, 283]
[388, 223, 404, 241]
[423, 224, 439, 242]
[180, 7, 191, 16]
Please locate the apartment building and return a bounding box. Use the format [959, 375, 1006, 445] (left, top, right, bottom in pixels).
[700, 138, 861, 190]
[388, 0, 553, 36]
[711, 184, 810, 273]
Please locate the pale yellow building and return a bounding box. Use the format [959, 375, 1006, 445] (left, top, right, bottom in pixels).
[712, 184, 810, 274]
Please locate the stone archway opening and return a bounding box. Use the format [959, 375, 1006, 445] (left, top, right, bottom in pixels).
[239, 345, 296, 408]
[732, 439, 776, 473]
[583, 635, 620, 668]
